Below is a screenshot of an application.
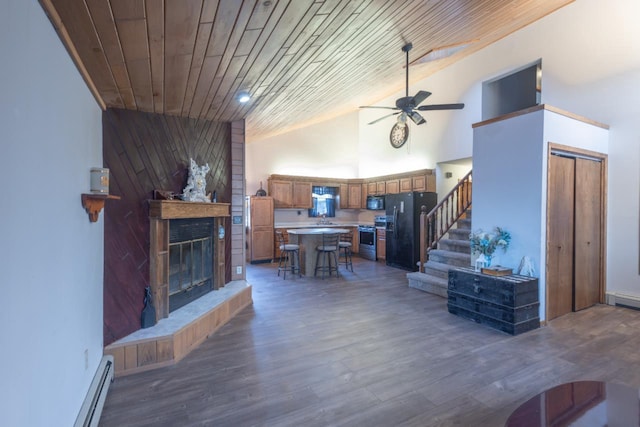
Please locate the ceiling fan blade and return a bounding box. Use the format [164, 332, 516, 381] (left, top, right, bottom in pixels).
[408, 111, 425, 125]
[417, 103, 465, 111]
[412, 90, 432, 106]
[368, 112, 400, 125]
[359, 105, 398, 110]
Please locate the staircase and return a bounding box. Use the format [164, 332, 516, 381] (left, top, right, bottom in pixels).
[407, 213, 471, 297]
[407, 170, 472, 298]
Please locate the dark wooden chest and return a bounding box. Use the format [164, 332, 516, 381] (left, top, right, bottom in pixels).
[447, 267, 540, 335]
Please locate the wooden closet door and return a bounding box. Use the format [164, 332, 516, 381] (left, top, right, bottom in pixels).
[574, 158, 602, 310]
[547, 154, 575, 320]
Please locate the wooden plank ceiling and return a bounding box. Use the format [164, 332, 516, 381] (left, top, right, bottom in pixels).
[40, 0, 573, 142]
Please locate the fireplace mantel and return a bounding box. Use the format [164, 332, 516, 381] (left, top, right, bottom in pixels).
[149, 200, 230, 321]
[149, 200, 230, 219]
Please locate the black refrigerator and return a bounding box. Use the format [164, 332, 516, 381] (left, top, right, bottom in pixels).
[385, 191, 437, 271]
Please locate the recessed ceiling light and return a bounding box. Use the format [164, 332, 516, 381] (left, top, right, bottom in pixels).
[237, 92, 251, 103]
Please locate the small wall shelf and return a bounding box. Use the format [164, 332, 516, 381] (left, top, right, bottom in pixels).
[81, 194, 121, 222]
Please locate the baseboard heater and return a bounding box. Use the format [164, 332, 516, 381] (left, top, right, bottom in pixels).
[74, 355, 114, 427]
[607, 292, 640, 310]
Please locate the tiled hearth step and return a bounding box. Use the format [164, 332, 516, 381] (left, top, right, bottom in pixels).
[104, 281, 252, 377]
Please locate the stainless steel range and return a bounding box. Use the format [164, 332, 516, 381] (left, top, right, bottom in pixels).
[358, 224, 376, 260]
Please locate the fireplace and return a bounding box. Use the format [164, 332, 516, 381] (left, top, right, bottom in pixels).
[149, 200, 229, 320]
[168, 218, 214, 312]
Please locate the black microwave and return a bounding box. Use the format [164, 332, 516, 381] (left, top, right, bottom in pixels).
[366, 195, 385, 210]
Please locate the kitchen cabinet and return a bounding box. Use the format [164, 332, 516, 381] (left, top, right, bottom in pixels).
[350, 226, 359, 253]
[269, 180, 292, 207]
[347, 184, 361, 209]
[249, 196, 274, 263]
[400, 178, 412, 192]
[268, 179, 312, 208]
[292, 181, 312, 208]
[376, 227, 386, 260]
[367, 182, 377, 195]
[385, 179, 399, 194]
[376, 181, 386, 195]
[412, 175, 426, 191]
[338, 183, 362, 209]
[338, 183, 349, 209]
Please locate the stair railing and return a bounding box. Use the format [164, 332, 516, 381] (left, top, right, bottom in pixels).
[419, 170, 472, 272]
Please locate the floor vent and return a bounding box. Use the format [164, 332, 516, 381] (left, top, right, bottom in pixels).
[74, 355, 114, 427]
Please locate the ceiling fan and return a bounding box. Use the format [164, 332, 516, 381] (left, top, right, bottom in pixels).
[359, 43, 465, 148]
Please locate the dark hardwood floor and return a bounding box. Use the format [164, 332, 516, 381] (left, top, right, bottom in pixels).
[99, 257, 640, 426]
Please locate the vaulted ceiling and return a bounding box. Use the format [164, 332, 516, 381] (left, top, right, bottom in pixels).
[40, 0, 573, 142]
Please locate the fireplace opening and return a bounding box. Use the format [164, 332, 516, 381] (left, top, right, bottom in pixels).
[168, 218, 215, 312]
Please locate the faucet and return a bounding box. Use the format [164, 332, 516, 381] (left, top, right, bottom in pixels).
[319, 214, 328, 225]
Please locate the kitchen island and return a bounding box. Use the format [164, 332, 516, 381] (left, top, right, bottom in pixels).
[287, 228, 349, 276]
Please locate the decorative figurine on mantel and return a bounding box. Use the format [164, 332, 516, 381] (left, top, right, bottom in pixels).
[181, 158, 212, 202]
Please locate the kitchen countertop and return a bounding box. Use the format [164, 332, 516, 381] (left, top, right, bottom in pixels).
[286, 227, 350, 234]
[275, 222, 369, 228]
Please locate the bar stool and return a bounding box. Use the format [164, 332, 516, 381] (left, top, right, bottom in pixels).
[276, 231, 300, 279]
[314, 233, 340, 279]
[338, 230, 353, 272]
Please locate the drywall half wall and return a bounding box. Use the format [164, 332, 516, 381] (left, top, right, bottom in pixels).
[0, 1, 104, 425]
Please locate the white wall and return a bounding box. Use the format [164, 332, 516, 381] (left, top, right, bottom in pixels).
[246, 111, 359, 195]
[473, 111, 545, 310]
[435, 159, 472, 198]
[0, 1, 104, 426]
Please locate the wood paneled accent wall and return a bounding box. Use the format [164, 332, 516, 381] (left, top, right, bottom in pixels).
[103, 108, 233, 345]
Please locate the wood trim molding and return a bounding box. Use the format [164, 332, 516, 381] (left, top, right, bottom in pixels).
[268, 168, 435, 186]
[149, 200, 230, 219]
[472, 104, 609, 130]
[38, 0, 107, 110]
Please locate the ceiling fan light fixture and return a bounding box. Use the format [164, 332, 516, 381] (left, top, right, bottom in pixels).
[397, 112, 408, 125]
[237, 91, 251, 103]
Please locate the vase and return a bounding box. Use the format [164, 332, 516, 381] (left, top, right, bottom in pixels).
[475, 253, 487, 272]
[485, 254, 492, 267]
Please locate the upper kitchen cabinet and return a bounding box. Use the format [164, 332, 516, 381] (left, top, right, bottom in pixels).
[411, 174, 436, 192]
[338, 182, 363, 209]
[385, 179, 399, 194]
[338, 183, 349, 209]
[367, 182, 377, 195]
[268, 178, 312, 208]
[267, 169, 435, 209]
[400, 178, 413, 192]
[269, 180, 292, 206]
[347, 183, 362, 209]
[292, 182, 312, 208]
